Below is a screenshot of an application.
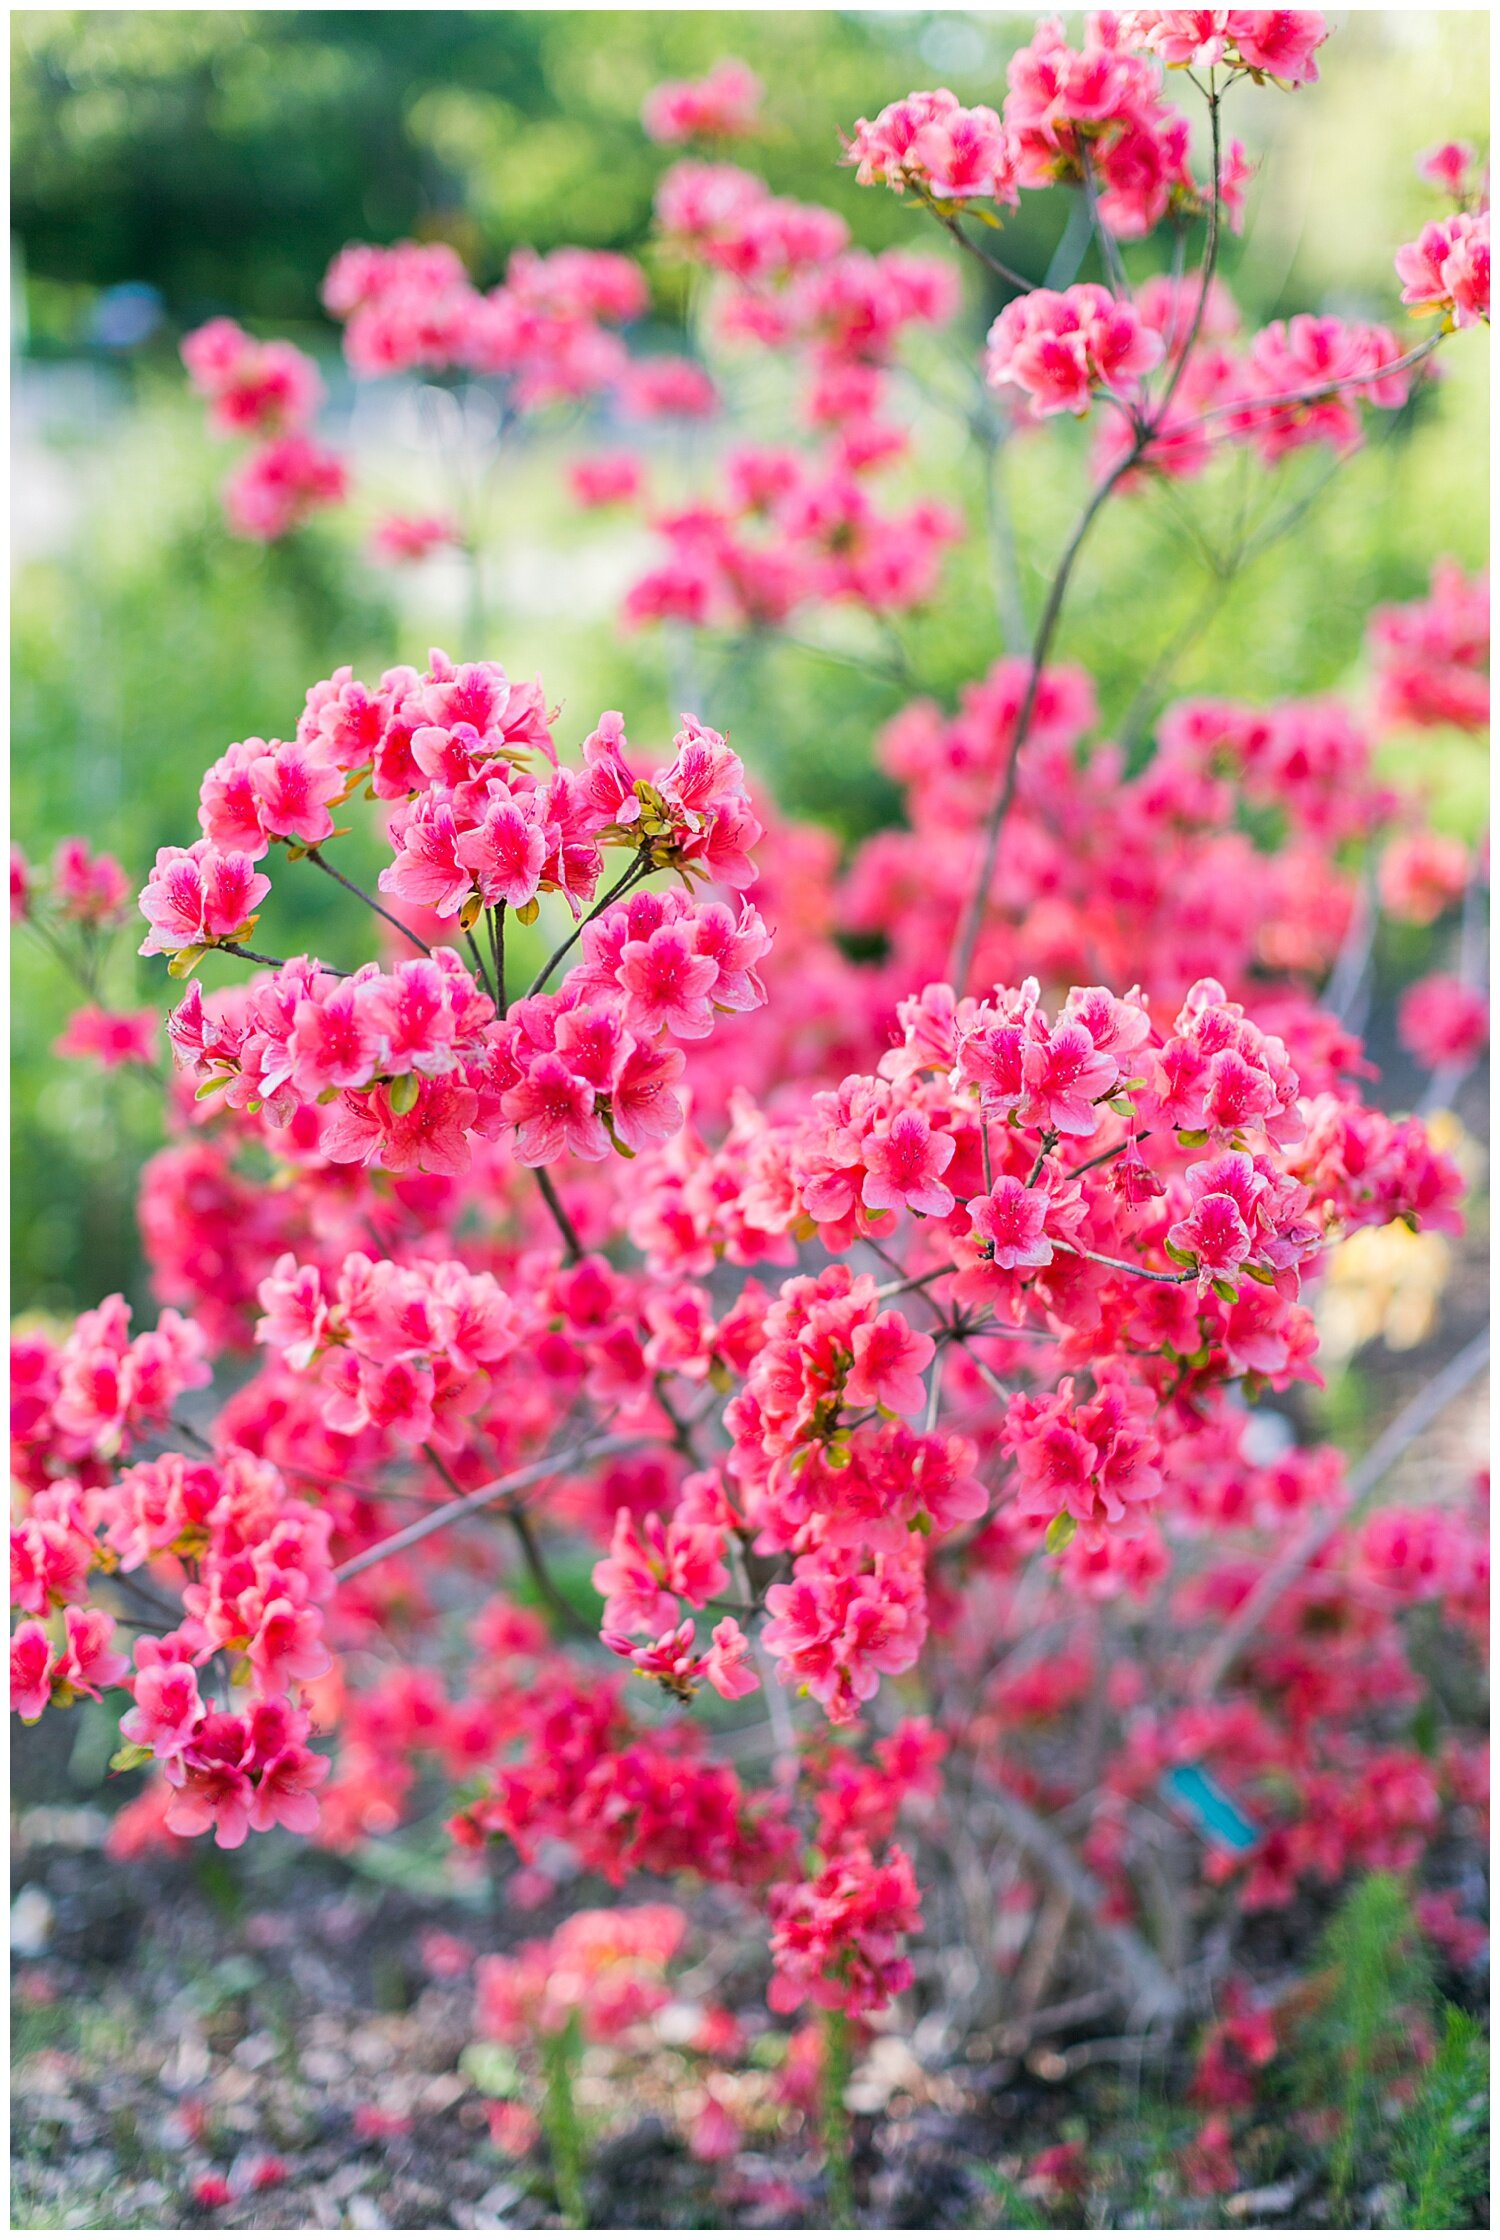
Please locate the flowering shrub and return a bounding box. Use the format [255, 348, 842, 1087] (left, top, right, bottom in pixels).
[11, 13, 1489, 2213]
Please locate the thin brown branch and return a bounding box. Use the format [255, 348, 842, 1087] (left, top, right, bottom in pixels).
[1174, 330, 1446, 438]
[1053, 1242, 1191, 1287]
[984, 1784, 1184, 2022]
[331, 1429, 644, 1583]
[534, 1166, 584, 1263]
[872, 1263, 958, 1302]
[523, 848, 651, 1003]
[946, 445, 1143, 992]
[908, 179, 1037, 294]
[1189, 1328, 1490, 1698]
[304, 845, 434, 957]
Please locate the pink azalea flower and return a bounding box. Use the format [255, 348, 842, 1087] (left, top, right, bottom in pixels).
[369, 512, 459, 564]
[11, 1621, 56, 1721]
[120, 1660, 206, 1758]
[247, 1743, 329, 1835]
[968, 1176, 1054, 1269]
[643, 59, 763, 145]
[502, 1055, 611, 1165]
[138, 841, 271, 957]
[618, 926, 721, 1039]
[1398, 974, 1489, 1071]
[569, 455, 645, 508]
[454, 794, 547, 909]
[1020, 1021, 1119, 1135]
[379, 799, 473, 917]
[249, 739, 345, 846]
[860, 1109, 957, 1217]
[1168, 1191, 1254, 1283]
[55, 1607, 129, 1699]
[54, 1006, 159, 1070]
[704, 1616, 759, 1700]
[845, 1311, 935, 1416]
[52, 837, 131, 922]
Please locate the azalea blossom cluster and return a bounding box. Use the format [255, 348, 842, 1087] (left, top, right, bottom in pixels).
[989, 273, 1419, 467]
[985, 281, 1165, 415]
[843, 16, 1479, 489]
[620, 157, 964, 632]
[182, 227, 719, 545]
[1368, 557, 1490, 735]
[642, 58, 763, 145]
[624, 444, 964, 631]
[844, 12, 1280, 239]
[476, 1903, 686, 2046]
[253, 1248, 523, 1447]
[830, 650, 1419, 1010]
[13, 1426, 331, 1849]
[1118, 11, 1329, 82]
[135, 649, 768, 1182]
[12, 19, 1489, 2144]
[320, 234, 715, 426]
[11, 835, 160, 1073]
[1396, 139, 1491, 331]
[182, 316, 348, 542]
[13, 1294, 211, 1488]
[368, 510, 462, 567]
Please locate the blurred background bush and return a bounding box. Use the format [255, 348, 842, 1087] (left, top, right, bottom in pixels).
[11, 9, 1488, 1317]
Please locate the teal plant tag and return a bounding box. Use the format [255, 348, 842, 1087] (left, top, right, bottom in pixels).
[1160, 1762, 1259, 1852]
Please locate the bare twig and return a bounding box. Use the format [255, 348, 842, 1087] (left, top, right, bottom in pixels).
[331, 1429, 644, 1583]
[946, 101, 1235, 995]
[1321, 857, 1378, 1023]
[872, 1263, 958, 1302]
[985, 1784, 1184, 2022]
[506, 1503, 596, 1640]
[1055, 1241, 1191, 1287]
[1189, 1328, 1491, 1697]
[1175, 330, 1446, 437]
[534, 1166, 584, 1263]
[947, 445, 1144, 991]
[908, 179, 1037, 294]
[304, 846, 433, 958]
[523, 849, 651, 1002]
[213, 940, 329, 975]
[1116, 574, 1232, 751]
[980, 416, 1031, 657]
[1078, 146, 1132, 300]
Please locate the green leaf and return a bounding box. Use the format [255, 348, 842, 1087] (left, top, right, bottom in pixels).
[166, 945, 207, 981]
[387, 1071, 421, 1116]
[603, 1117, 637, 1159]
[460, 2041, 524, 2099]
[1410, 1693, 1440, 1758]
[1045, 1512, 1077, 1553]
[109, 1742, 155, 1774]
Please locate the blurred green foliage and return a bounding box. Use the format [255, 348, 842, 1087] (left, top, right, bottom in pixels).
[13, 9, 1488, 332]
[11, 11, 1489, 1320]
[13, 10, 1039, 327]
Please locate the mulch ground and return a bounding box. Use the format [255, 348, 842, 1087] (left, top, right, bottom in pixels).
[12, 1815, 1039, 2231]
